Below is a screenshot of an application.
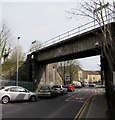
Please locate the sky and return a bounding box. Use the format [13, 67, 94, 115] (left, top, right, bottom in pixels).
[0, 0, 101, 71]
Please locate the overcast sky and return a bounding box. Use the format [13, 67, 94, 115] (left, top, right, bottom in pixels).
[1, 0, 100, 71]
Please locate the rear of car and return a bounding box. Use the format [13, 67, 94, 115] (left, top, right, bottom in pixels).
[38, 86, 58, 97]
[52, 85, 61, 94]
[61, 85, 68, 94]
[52, 85, 68, 94]
[64, 84, 74, 92]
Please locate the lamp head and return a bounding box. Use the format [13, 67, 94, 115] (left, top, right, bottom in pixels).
[17, 37, 20, 39]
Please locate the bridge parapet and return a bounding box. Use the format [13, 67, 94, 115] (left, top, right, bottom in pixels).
[30, 12, 114, 53]
[33, 27, 103, 64]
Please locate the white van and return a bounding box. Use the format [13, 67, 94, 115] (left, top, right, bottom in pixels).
[73, 82, 82, 88]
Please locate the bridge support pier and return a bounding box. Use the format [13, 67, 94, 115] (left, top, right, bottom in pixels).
[103, 55, 115, 117]
[32, 60, 47, 92]
[103, 23, 115, 117]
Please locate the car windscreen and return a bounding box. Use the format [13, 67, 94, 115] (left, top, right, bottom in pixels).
[52, 85, 61, 89]
[40, 86, 50, 90]
[64, 85, 71, 87]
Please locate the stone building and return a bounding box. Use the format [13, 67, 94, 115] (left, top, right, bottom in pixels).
[39, 63, 63, 87]
[73, 70, 101, 83]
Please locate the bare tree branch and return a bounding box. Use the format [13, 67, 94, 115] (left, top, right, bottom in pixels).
[67, 0, 115, 71]
[0, 23, 13, 63]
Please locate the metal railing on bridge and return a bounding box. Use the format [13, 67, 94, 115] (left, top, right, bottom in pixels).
[30, 12, 115, 53]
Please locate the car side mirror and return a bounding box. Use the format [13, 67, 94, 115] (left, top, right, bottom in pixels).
[24, 89, 30, 93]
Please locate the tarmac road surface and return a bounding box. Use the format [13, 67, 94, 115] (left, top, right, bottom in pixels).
[1, 88, 95, 119]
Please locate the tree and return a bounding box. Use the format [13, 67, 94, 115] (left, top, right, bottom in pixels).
[57, 60, 81, 84]
[9, 46, 24, 63]
[65, 60, 81, 84]
[0, 23, 12, 63]
[68, 0, 115, 71]
[57, 61, 66, 84]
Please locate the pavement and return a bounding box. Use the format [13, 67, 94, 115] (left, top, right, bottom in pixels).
[77, 87, 113, 120]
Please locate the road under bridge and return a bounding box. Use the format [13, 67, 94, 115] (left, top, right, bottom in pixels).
[28, 22, 115, 115]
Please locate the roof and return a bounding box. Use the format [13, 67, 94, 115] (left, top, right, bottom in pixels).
[83, 70, 101, 75]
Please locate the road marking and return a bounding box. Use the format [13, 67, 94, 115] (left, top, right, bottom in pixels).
[73, 95, 95, 120]
[66, 96, 87, 102]
[65, 96, 75, 101]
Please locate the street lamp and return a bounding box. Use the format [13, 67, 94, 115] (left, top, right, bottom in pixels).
[16, 36, 20, 86]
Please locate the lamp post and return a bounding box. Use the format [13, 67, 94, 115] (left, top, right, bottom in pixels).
[16, 36, 20, 86]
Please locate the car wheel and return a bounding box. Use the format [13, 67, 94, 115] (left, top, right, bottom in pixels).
[2, 96, 10, 104]
[30, 96, 36, 102]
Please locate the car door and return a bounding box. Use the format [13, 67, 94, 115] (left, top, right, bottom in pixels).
[7, 87, 22, 101]
[8, 87, 30, 101]
[15, 87, 30, 100]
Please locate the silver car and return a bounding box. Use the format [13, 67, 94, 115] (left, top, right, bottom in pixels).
[38, 86, 58, 97]
[0, 86, 38, 104]
[52, 85, 68, 94]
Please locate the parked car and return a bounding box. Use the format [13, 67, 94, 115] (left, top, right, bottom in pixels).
[0, 86, 38, 104]
[82, 82, 89, 87]
[96, 84, 105, 88]
[52, 85, 68, 94]
[38, 85, 58, 97]
[64, 84, 74, 92]
[73, 82, 82, 88]
[89, 83, 96, 87]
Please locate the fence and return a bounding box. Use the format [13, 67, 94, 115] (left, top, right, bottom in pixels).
[0, 80, 34, 91]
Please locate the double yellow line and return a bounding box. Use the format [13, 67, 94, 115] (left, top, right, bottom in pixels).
[73, 95, 95, 120]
